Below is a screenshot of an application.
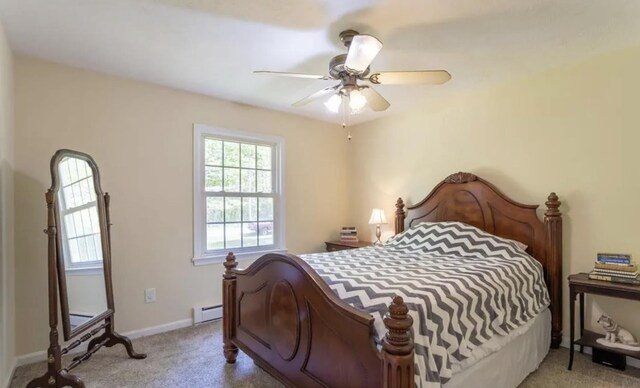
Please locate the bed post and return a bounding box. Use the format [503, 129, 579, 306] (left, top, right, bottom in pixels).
[382, 296, 414, 388]
[544, 193, 563, 348]
[395, 198, 406, 234]
[223, 252, 239, 363]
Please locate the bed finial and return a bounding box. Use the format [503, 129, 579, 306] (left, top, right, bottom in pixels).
[444, 171, 478, 184]
[545, 192, 561, 216]
[382, 296, 414, 387]
[395, 198, 406, 234]
[223, 253, 238, 363]
[544, 193, 563, 348]
[224, 252, 237, 276]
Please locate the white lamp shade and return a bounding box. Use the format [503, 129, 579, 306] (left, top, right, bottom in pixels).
[345, 35, 383, 74]
[368, 208, 387, 225]
[349, 89, 367, 112]
[324, 94, 342, 113]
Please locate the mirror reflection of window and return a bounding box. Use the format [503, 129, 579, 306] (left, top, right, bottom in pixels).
[58, 157, 103, 269]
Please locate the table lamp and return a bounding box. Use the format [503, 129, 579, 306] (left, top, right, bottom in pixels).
[368, 208, 387, 245]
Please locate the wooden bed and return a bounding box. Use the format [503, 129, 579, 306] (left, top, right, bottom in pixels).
[222, 171, 562, 388]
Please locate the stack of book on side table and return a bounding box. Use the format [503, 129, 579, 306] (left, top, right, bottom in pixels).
[340, 227, 359, 243]
[589, 253, 640, 285]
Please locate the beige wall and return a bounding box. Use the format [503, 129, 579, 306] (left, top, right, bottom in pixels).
[14, 57, 351, 355]
[350, 46, 640, 341]
[0, 19, 15, 386]
[66, 273, 108, 316]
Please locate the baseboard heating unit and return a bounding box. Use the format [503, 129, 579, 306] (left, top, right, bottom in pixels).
[193, 304, 223, 324]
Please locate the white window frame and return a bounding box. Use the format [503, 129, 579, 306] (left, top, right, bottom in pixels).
[57, 160, 104, 275]
[192, 124, 286, 266]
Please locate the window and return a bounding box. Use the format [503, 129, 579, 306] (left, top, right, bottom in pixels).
[193, 124, 285, 265]
[58, 157, 104, 270]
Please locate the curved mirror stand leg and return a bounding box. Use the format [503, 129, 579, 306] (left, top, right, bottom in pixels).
[26, 370, 85, 388]
[83, 318, 147, 360]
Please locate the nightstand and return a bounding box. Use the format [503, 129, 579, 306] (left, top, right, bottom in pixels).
[325, 240, 373, 252]
[568, 273, 640, 370]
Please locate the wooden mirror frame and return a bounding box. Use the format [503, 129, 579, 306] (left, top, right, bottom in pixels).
[27, 149, 145, 388]
[50, 149, 115, 341]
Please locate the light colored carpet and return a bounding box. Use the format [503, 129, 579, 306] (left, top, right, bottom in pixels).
[10, 321, 640, 387]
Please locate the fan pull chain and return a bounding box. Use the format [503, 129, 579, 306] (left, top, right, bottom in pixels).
[341, 94, 352, 140]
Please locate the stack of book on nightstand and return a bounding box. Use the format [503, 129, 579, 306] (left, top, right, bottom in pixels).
[340, 227, 359, 243]
[589, 253, 640, 285]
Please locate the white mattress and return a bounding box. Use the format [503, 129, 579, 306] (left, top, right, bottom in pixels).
[444, 308, 551, 388]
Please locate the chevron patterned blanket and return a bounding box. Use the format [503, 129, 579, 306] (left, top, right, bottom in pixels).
[301, 222, 550, 387]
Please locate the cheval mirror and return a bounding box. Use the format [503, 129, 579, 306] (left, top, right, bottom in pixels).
[27, 149, 146, 388]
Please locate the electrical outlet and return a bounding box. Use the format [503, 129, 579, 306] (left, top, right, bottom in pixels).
[145, 288, 156, 303]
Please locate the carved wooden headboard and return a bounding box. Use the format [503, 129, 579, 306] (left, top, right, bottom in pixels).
[394, 171, 563, 348]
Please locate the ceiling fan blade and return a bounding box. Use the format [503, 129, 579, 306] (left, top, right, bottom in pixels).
[292, 85, 340, 107]
[360, 86, 390, 112]
[368, 70, 451, 85]
[254, 71, 332, 80]
[345, 35, 383, 74]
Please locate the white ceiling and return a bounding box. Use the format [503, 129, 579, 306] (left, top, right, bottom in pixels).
[2, 0, 640, 125]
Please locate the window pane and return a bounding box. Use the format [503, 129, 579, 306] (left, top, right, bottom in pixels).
[68, 239, 79, 263]
[77, 160, 90, 181]
[242, 223, 258, 248]
[223, 142, 240, 167]
[77, 237, 88, 262]
[224, 168, 240, 192]
[242, 197, 257, 221]
[205, 138, 223, 166]
[92, 234, 103, 261]
[207, 224, 224, 250]
[79, 179, 91, 205]
[241, 169, 256, 193]
[225, 197, 241, 222]
[81, 208, 95, 234]
[205, 167, 223, 192]
[89, 207, 100, 234]
[60, 160, 71, 186]
[64, 182, 91, 209]
[225, 223, 242, 248]
[85, 236, 97, 261]
[87, 178, 97, 202]
[257, 170, 272, 193]
[258, 198, 273, 221]
[241, 144, 256, 168]
[257, 145, 272, 170]
[68, 158, 79, 182]
[64, 214, 78, 238]
[206, 197, 224, 223]
[258, 222, 274, 246]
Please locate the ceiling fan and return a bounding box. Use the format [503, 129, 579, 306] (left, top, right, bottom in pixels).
[255, 29, 451, 115]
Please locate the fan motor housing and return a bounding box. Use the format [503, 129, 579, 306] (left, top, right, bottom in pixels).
[329, 54, 370, 79]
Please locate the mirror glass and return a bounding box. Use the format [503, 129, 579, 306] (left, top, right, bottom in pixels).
[56, 154, 109, 336]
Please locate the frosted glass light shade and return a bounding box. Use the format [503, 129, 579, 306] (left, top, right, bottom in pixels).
[345, 35, 383, 74]
[368, 208, 387, 225]
[349, 90, 367, 111]
[324, 94, 342, 113]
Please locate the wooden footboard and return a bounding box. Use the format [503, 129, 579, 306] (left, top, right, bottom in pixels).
[222, 252, 414, 388]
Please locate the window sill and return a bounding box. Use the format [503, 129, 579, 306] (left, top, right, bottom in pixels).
[192, 248, 288, 267]
[65, 266, 104, 276]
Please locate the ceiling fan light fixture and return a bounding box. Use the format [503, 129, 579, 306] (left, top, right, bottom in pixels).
[256, 29, 451, 123]
[344, 35, 383, 74]
[324, 94, 342, 113]
[324, 91, 368, 114]
[349, 89, 367, 112]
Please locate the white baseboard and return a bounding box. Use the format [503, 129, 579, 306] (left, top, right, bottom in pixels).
[123, 318, 192, 340]
[14, 318, 194, 368]
[560, 335, 640, 368]
[4, 357, 16, 388]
